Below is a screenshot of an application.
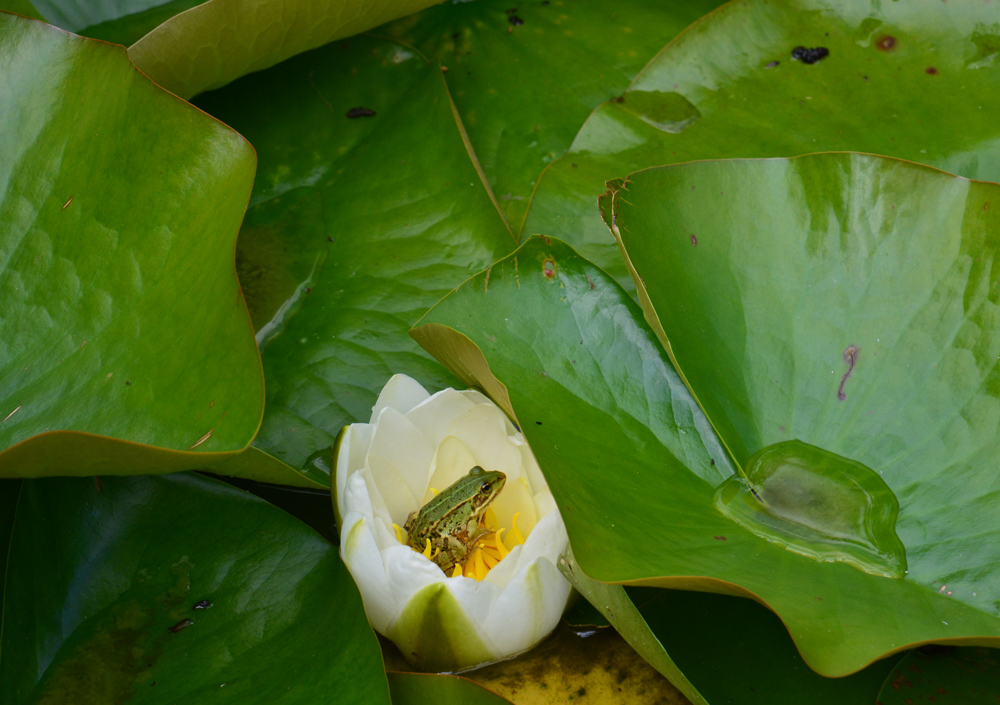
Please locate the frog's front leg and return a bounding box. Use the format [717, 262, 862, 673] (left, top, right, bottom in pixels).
[437, 534, 471, 575]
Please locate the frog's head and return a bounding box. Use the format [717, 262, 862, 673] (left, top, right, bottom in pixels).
[464, 465, 506, 514]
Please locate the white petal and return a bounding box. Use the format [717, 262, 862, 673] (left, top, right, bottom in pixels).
[516, 439, 550, 495]
[386, 581, 501, 671]
[490, 475, 538, 538]
[447, 404, 524, 481]
[425, 436, 478, 503]
[367, 407, 434, 520]
[406, 388, 478, 446]
[459, 389, 492, 406]
[382, 543, 447, 605]
[335, 423, 373, 521]
[365, 454, 420, 528]
[340, 514, 396, 633]
[371, 374, 431, 422]
[483, 558, 571, 655]
[344, 469, 375, 516]
[532, 488, 557, 520]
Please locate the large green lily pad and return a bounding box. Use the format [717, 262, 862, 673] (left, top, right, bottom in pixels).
[523, 0, 1000, 288]
[0, 473, 390, 705]
[0, 14, 262, 477]
[129, 0, 445, 99]
[374, 0, 725, 230]
[195, 34, 516, 472]
[413, 222, 1000, 677]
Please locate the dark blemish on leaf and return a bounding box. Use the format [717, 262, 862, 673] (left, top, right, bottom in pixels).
[791, 46, 829, 64]
[304, 287, 311, 293]
[586, 274, 596, 289]
[765, 60, 779, 68]
[863, 75, 869, 80]
[484, 265, 492, 292]
[713, 535, 727, 540]
[535, 421, 542, 425]
[749, 486, 764, 503]
[542, 0, 549, 5]
[168, 619, 192, 633]
[710, 459, 715, 466]
[346, 107, 376, 118]
[876, 35, 896, 51]
[837, 345, 858, 401]
[613, 95, 625, 103]
[543, 259, 555, 278]
[194, 600, 212, 609]
[690, 234, 698, 246]
[125, 380, 131, 385]
[571, 163, 578, 168]
[452, 32, 460, 39]
[926, 66, 937, 74]
[985, 202, 990, 211]
[507, 25, 513, 33]
[540, 234, 551, 244]
[327, 236, 335, 242]
[440, 66, 449, 73]
[62, 196, 74, 209]
[506, 7, 518, 13]
[577, 688, 587, 697]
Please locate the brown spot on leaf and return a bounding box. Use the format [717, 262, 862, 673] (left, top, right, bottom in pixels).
[876, 35, 896, 51]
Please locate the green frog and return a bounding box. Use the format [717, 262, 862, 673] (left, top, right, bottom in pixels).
[404, 466, 506, 574]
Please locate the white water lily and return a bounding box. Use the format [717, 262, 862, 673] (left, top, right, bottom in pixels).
[334, 374, 571, 672]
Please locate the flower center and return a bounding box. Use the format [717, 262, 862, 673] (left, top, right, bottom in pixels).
[392, 506, 527, 581]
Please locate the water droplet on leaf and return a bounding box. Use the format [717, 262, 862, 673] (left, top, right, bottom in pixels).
[714, 440, 906, 578]
[616, 90, 700, 133]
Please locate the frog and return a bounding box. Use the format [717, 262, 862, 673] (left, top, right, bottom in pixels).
[404, 466, 506, 575]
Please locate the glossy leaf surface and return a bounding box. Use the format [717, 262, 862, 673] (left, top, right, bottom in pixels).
[0, 473, 390, 705]
[413, 232, 1000, 677]
[375, 0, 724, 230]
[195, 35, 515, 471]
[0, 15, 262, 477]
[523, 0, 1000, 288]
[130, 0, 445, 98]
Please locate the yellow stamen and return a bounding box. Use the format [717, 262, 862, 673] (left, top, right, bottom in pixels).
[422, 539, 439, 560]
[473, 548, 488, 581]
[451, 564, 463, 578]
[481, 550, 499, 569]
[510, 512, 525, 546]
[494, 528, 509, 559]
[428, 487, 440, 496]
[393, 523, 405, 544]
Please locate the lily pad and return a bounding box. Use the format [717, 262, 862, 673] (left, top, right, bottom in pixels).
[412, 225, 1000, 677]
[0, 473, 390, 705]
[129, 0, 446, 99]
[523, 0, 1000, 288]
[0, 14, 262, 477]
[374, 0, 725, 230]
[194, 34, 516, 471]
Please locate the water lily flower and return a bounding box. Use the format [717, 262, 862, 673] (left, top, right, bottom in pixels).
[334, 374, 571, 672]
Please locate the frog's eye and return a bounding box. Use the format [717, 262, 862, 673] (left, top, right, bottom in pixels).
[480, 482, 492, 494]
